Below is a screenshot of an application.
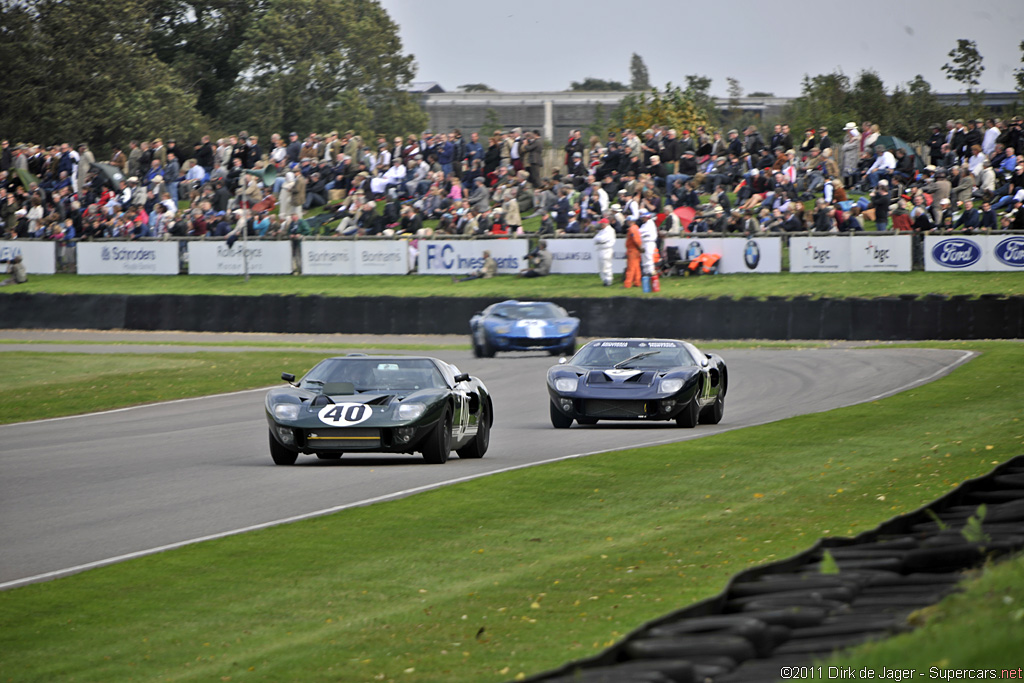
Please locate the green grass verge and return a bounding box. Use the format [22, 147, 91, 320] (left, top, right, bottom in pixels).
[0, 351, 324, 425]
[5, 271, 1023, 299]
[1, 341, 1022, 682]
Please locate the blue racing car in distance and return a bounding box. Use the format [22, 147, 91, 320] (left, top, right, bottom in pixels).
[470, 300, 580, 358]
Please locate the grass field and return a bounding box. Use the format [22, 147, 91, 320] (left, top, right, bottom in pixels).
[1, 341, 1022, 682]
[5, 270, 1024, 300]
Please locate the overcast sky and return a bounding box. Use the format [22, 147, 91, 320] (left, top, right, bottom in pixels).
[378, 0, 1021, 97]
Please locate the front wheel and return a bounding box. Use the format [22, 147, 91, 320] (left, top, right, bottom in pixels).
[675, 391, 700, 428]
[269, 431, 298, 465]
[421, 405, 453, 464]
[550, 401, 573, 429]
[457, 403, 490, 459]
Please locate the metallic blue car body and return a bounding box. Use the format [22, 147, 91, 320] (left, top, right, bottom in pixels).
[470, 300, 580, 357]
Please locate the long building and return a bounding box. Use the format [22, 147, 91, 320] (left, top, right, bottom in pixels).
[414, 88, 1020, 143]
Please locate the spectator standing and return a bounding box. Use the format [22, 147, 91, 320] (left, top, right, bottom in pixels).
[523, 130, 544, 188]
[593, 217, 616, 286]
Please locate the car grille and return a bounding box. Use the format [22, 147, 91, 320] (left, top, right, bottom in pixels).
[305, 427, 381, 450]
[584, 399, 657, 419]
[507, 336, 562, 347]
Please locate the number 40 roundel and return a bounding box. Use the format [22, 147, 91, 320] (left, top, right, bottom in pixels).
[318, 403, 372, 426]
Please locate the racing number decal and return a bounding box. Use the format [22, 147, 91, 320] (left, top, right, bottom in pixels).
[318, 403, 372, 426]
[454, 391, 471, 438]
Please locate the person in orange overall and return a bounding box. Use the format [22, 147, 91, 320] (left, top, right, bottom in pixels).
[623, 218, 644, 288]
[688, 252, 721, 274]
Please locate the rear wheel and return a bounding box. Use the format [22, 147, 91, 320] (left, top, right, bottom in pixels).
[676, 391, 700, 428]
[269, 431, 298, 465]
[550, 401, 573, 429]
[457, 403, 490, 459]
[699, 393, 725, 425]
[421, 405, 452, 464]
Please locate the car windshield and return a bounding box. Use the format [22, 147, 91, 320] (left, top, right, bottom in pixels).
[491, 303, 564, 320]
[571, 341, 695, 369]
[301, 358, 446, 392]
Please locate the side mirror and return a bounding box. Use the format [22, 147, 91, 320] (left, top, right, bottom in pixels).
[558, 357, 568, 365]
[454, 372, 471, 383]
[282, 372, 296, 383]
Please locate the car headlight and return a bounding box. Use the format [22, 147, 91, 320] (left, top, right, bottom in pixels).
[273, 404, 300, 421]
[494, 325, 511, 334]
[554, 377, 578, 393]
[660, 378, 684, 394]
[396, 402, 426, 420]
[557, 324, 575, 334]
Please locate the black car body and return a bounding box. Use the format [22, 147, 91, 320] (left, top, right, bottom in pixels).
[469, 300, 580, 357]
[546, 338, 727, 428]
[265, 355, 492, 465]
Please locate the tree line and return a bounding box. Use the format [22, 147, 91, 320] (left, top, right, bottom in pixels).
[0, 0, 427, 151]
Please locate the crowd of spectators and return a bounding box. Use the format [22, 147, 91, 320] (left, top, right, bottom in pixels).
[2, 113, 1023, 254]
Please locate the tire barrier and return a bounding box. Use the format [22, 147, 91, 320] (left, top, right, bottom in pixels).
[1, 293, 1023, 340]
[514, 455, 1024, 683]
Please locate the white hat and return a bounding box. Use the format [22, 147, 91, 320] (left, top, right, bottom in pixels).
[843, 122, 857, 131]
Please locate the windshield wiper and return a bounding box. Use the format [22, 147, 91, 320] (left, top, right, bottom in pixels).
[613, 351, 660, 369]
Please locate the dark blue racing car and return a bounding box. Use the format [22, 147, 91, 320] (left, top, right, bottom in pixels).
[546, 338, 727, 428]
[470, 300, 579, 357]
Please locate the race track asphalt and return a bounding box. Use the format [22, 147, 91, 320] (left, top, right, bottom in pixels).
[0, 332, 974, 588]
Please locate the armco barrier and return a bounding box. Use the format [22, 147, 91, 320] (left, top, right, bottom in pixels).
[1, 293, 1022, 340]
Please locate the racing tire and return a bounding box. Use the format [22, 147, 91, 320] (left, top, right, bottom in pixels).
[457, 403, 490, 459]
[577, 417, 598, 425]
[676, 391, 700, 428]
[699, 393, 725, 425]
[269, 431, 298, 466]
[472, 339, 484, 358]
[550, 401, 574, 429]
[421, 405, 452, 464]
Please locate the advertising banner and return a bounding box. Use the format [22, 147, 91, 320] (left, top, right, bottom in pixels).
[988, 235, 1024, 272]
[717, 237, 783, 274]
[0, 240, 56, 275]
[417, 239, 528, 275]
[788, 236, 852, 272]
[77, 241, 179, 275]
[923, 235, 989, 272]
[354, 240, 409, 275]
[849, 235, 913, 272]
[546, 237, 601, 274]
[548, 236, 782, 275]
[300, 241, 356, 275]
[188, 241, 292, 275]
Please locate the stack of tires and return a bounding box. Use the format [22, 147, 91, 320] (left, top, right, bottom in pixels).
[516, 455, 1024, 683]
